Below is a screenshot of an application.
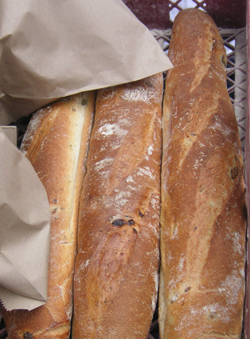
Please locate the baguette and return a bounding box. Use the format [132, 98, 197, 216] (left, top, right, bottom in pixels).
[159, 8, 246, 339]
[2, 92, 95, 338]
[72, 73, 163, 338]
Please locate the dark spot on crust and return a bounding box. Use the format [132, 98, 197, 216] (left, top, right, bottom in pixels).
[185, 286, 191, 292]
[212, 38, 216, 49]
[23, 333, 33, 339]
[127, 219, 135, 226]
[51, 207, 58, 214]
[133, 228, 138, 234]
[231, 167, 238, 179]
[61, 97, 71, 102]
[144, 79, 154, 87]
[52, 199, 57, 204]
[82, 99, 87, 105]
[139, 211, 144, 218]
[112, 219, 126, 227]
[221, 54, 227, 67]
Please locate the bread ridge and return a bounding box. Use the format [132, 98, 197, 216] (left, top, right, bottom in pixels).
[72, 73, 163, 338]
[3, 92, 95, 338]
[159, 8, 246, 339]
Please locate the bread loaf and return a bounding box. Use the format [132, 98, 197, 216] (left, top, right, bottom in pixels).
[2, 92, 95, 338]
[159, 8, 246, 339]
[72, 73, 163, 338]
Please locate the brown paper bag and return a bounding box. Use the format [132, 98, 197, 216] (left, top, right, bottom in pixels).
[0, 0, 172, 125]
[0, 127, 51, 310]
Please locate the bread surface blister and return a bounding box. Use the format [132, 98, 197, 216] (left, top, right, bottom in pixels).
[2, 92, 95, 338]
[159, 8, 246, 339]
[72, 73, 163, 339]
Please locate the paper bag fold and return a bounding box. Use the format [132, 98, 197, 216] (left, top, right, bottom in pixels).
[0, 0, 172, 125]
[0, 128, 51, 311]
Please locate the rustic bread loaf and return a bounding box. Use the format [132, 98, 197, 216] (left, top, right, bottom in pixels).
[159, 8, 246, 339]
[2, 92, 95, 338]
[72, 73, 163, 338]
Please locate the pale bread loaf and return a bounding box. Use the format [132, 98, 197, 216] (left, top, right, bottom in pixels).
[2, 92, 95, 338]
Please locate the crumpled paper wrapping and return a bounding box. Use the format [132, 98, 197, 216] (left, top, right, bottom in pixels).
[0, 0, 172, 125]
[0, 0, 172, 311]
[0, 127, 51, 311]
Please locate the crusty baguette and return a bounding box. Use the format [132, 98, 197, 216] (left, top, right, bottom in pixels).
[2, 92, 95, 338]
[159, 8, 246, 339]
[72, 73, 163, 338]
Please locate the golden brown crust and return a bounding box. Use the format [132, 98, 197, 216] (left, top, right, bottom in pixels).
[3, 92, 95, 338]
[159, 8, 246, 339]
[72, 74, 163, 338]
